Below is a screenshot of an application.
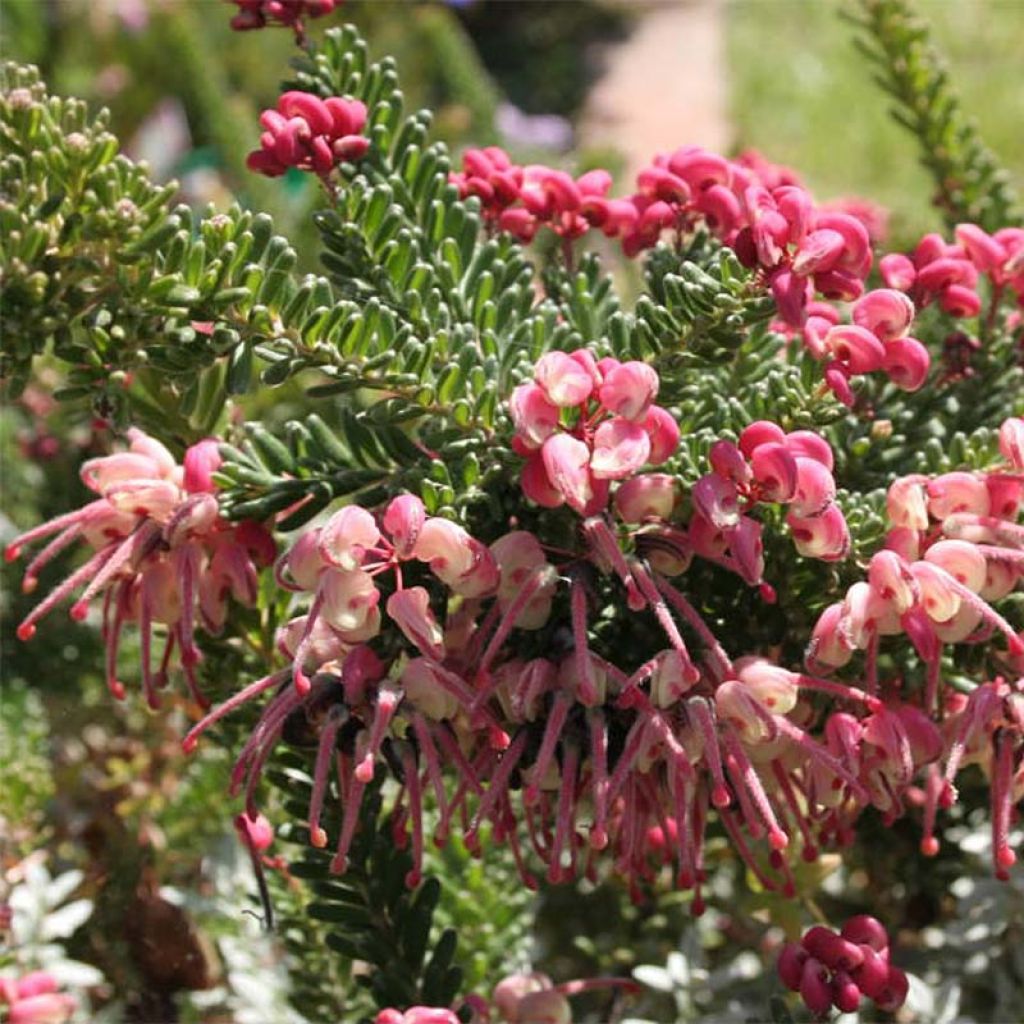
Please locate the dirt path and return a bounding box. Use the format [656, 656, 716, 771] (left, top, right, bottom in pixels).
[579, 0, 729, 185]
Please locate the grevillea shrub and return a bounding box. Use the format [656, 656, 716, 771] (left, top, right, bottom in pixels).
[1, 1, 1022, 1020]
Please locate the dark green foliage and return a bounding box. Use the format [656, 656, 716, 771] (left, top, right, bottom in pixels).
[847, 0, 1021, 232]
[265, 755, 464, 1020]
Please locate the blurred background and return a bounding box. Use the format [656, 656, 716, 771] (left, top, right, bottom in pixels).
[2, 2, 1023, 1022]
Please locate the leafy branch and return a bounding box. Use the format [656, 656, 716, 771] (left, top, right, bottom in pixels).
[847, 0, 1021, 232]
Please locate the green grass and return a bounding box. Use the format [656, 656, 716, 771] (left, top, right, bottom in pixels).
[726, 0, 1024, 246]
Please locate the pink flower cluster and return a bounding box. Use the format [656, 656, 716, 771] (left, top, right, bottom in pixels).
[186, 454, 885, 905]
[882, 224, 1024, 318]
[804, 417, 1024, 873]
[246, 91, 368, 179]
[809, 420, 1024, 693]
[0, 971, 76, 1024]
[778, 917, 908, 1017]
[793, 287, 930, 404]
[690, 421, 849, 588]
[7, 431, 275, 708]
[229, 0, 339, 34]
[450, 147, 614, 244]
[510, 350, 679, 514]
[452, 147, 877, 334]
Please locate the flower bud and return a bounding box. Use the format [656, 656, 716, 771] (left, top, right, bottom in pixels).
[910, 561, 960, 623]
[924, 539, 987, 593]
[750, 442, 798, 503]
[852, 288, 915, 341]
[802, 925, 865, 972]
[614, 473, 677, 522]
[778, 942, 809, 991]
[783, 430, 834, 470]
[534, 351, 594, 407]
[799, 957, 834, 1017]
[787, 504, 850, 561]
[868, 550, 918, 613]
[823, 324, 886, 374]
[927, 471, 990, 519]
[383, 494, 426, 557]
[510, 383, 561, 449]
[319, 506, 380, 571]
[879, 252, 916, 291]
[709, 439, 752, 484]
[650, 649, 700, 708]
[387, 587, 444, 659]
[692, 473, 741, 528]
[734, 656, 799, 715]
[887, 476, 930, 530]
[590, 418, 651, 480]
[182, 438, 223, 493]
[883, 336, 930, 391]
[999, 416, 1024, 469]
[840, 915, 889, 952]
[641, 405, 681, 464]
[541, 434, 594, 512]
[874, 965, 909, 1012]
[832, 970, 862, 1014]
[738, 420, 786, 457]
[322, 569, 381, 638]
[790, 456, 837, 517]
[401, 657, 459, 720]
[598, 360, 659, 421]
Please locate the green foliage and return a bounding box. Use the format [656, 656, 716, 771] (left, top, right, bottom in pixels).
[266, 757, 464, 1019]
[847, 0, 1022, 232]
[0, 683, 54, 850]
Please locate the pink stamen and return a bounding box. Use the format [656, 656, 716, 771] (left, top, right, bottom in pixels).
[21, 524, 83, 593]
[631, 560, 695, 664]
[291, 590, 325, 695]
[723, 731, 789, 850]
[719, 807, 776, 890]
[103, 581, 131, 700]
[17, 544, 115, 639]
[588, 710, 610, 849]
[794, 673, 881, 711]
[930, 563, 1023, 655]
[183, 669, 289, 753]
[570, 575, 599, 705]
[992, 730, 1017, 879]
[354, 689, 399, 783]
[771, 760, 818, 859]
[399, 742, 425, 887]
[654, 573, 735, 679]
[773, 716, 869, 801]
[411, 714, 448, 817]
[331, 768, 366, 875]
[548, 742, 579, 883]
[584, 516, 644, 609]
[920, 763, 942, 857]
[605, 717, 651, 805]
[688, 698, 731, 808]
[465, 730, 528, 850]
[309, 706, 346, 848]
[74, 522, 160, 616]
[525, 694, 572, 804]
[139, 588, 159, 710]
[6, 500, 110, 557]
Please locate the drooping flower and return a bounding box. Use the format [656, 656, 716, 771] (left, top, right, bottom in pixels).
[7, 431, 275, 708]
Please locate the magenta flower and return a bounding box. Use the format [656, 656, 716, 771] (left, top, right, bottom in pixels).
[247, 90, 368, 179]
